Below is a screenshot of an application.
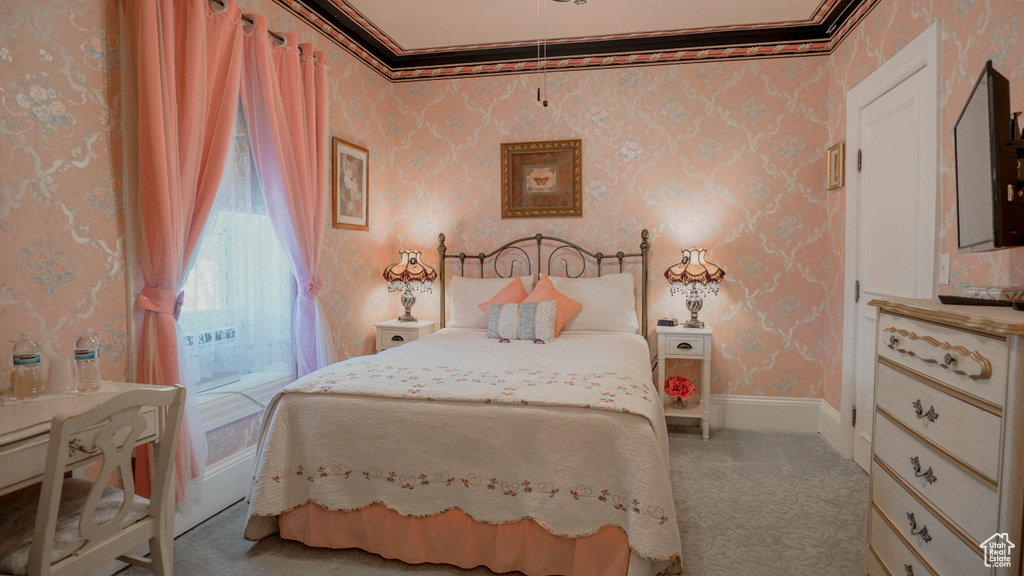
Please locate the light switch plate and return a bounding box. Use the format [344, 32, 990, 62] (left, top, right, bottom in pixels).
[938, 254, 951, 285]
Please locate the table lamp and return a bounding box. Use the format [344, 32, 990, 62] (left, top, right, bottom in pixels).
[664, 248, 725, 328]
[383, 250, 437, 322]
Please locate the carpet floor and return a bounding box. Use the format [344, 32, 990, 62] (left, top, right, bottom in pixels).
[120, 427, 869, 576]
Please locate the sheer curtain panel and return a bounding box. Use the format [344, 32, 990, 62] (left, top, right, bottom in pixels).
[178, 102, 295, 391]
[240, 16, 335, 378]
[119, 0, 243, 512]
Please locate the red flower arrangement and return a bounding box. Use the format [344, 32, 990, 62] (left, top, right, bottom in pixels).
[665, 376, 696, 408]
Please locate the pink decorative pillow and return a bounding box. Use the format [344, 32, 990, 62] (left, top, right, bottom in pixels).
[478, 277, 529, 312]
[522, 274, 582, 337]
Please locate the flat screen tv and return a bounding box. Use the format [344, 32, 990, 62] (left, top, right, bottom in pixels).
[953, 60, 1024, 254]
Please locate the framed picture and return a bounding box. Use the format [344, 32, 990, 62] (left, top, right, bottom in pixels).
[332, 137, 369, 230]
[500, 139, 582, 218]
[826, 142, 845, 190]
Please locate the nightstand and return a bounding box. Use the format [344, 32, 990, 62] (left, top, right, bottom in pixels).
[375, 319, 436, 352]
[656, 325, 713, 440]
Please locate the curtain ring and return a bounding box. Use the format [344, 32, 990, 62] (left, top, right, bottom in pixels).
[239, 12, 286, 46]
[209, 0, 228, 14]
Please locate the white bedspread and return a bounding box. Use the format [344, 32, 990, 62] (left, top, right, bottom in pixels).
[244, 328, 682, 575]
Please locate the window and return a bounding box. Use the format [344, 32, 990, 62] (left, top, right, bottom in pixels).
[178, 103, 294, 393]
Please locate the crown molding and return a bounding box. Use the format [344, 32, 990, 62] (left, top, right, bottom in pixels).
[271, 0, 880, 81]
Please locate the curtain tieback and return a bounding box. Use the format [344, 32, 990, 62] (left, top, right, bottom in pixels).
[138, 287, 185, 321]
[306, 275, 322, 298]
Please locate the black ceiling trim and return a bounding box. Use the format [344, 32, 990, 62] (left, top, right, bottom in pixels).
[821, 0, 863, 33]
[297, 0, 395, 65]
[387, 28, 832, 69]
[292, 0, 869, 77]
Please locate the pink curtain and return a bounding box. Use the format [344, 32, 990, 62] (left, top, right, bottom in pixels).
[120, 0, 243, 509]
[240, 16, 335, 378]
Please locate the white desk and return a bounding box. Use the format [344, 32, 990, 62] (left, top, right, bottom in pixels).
[0, 382, 168, 496]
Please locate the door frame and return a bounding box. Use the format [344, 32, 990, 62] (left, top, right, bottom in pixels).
[840, 23, 940, 460]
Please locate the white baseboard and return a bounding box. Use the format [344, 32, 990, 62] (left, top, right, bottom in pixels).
[703, 394, 824, 434]
[174, 443, 256, 535]
[90, 445, 255, 576]
[678, 395, 845, 455]
[854, 430, 872, 472]
[819, 401, 842, 453]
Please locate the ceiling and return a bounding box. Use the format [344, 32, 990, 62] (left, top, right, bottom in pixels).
[276, 0, 878, 81]
[345, 0, 824, 51]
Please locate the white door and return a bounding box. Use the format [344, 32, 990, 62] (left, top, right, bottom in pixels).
[845, 27, 938, 472]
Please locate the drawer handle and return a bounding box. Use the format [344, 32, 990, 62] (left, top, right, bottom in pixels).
[390, 335, 405, 342]
[911, 399, 939, 423]
[904, 564, 915, 576]
[676, 342, 692, 350]
[882, 327, 992, 381]
[906, 512, 932, 543]
[910, 456, 937, 484]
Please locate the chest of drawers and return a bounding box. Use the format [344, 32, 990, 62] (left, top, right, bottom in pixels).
[866, 299, 1024, 576]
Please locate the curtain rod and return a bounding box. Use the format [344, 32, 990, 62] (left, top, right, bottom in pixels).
[209, 0, 288, 47]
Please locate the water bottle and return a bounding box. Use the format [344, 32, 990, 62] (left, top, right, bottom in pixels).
[75, 329, 102, 392]
[13, 332, 43, 399]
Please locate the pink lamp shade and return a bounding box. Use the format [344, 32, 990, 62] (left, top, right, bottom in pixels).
[382, 250, 437, 293]
[664, 248, 725, 329]
[383, 250, 437, 323]
[664, 248, 725, 297]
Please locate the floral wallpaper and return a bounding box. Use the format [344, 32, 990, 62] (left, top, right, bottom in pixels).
[821, 0, 1024, 409]
[388, 60, 834, 401]
[1, 0, 128, 384]
[206, 412, 262, 467]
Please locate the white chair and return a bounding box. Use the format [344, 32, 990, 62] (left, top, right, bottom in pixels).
[0, 386, 185, 576]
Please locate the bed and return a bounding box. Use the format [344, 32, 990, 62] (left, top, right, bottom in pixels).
[244, 231, 682, 576]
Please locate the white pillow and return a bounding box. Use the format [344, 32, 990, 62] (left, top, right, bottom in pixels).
[547, 273, 638, 333]
[447, 275, 536, 329]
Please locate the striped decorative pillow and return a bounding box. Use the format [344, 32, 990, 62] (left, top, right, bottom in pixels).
[485, 301, 557, 342]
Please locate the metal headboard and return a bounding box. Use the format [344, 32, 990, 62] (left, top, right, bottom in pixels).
[437, 230, 650, 341]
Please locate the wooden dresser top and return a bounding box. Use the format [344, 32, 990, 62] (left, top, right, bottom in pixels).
[870, 298, 1024, 336]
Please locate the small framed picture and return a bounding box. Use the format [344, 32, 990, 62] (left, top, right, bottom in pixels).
[332, 137, 369, 230]
[500, 139, 582, 218]
[826, 142, 845, 190]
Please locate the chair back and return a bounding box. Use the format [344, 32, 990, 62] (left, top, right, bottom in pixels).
[28, 385, 185, 574]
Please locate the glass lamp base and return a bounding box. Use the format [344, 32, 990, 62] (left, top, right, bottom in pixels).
[685, 292, 704, 328]
[399, 288, 417, 323]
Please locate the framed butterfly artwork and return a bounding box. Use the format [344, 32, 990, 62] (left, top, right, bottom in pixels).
[500, 139, 582, 218]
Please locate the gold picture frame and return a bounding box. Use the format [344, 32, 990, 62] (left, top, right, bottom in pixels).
[500, 139, 582, 218]
[826, 142, 845, 190]
[332, 137, 369, 231]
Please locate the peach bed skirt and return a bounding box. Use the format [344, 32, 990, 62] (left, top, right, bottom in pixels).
[278, 503, 630, 576]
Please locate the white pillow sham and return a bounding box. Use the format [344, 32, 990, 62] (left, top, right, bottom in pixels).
[447, 275, 536, 329]
[547, 273, 638, 333]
